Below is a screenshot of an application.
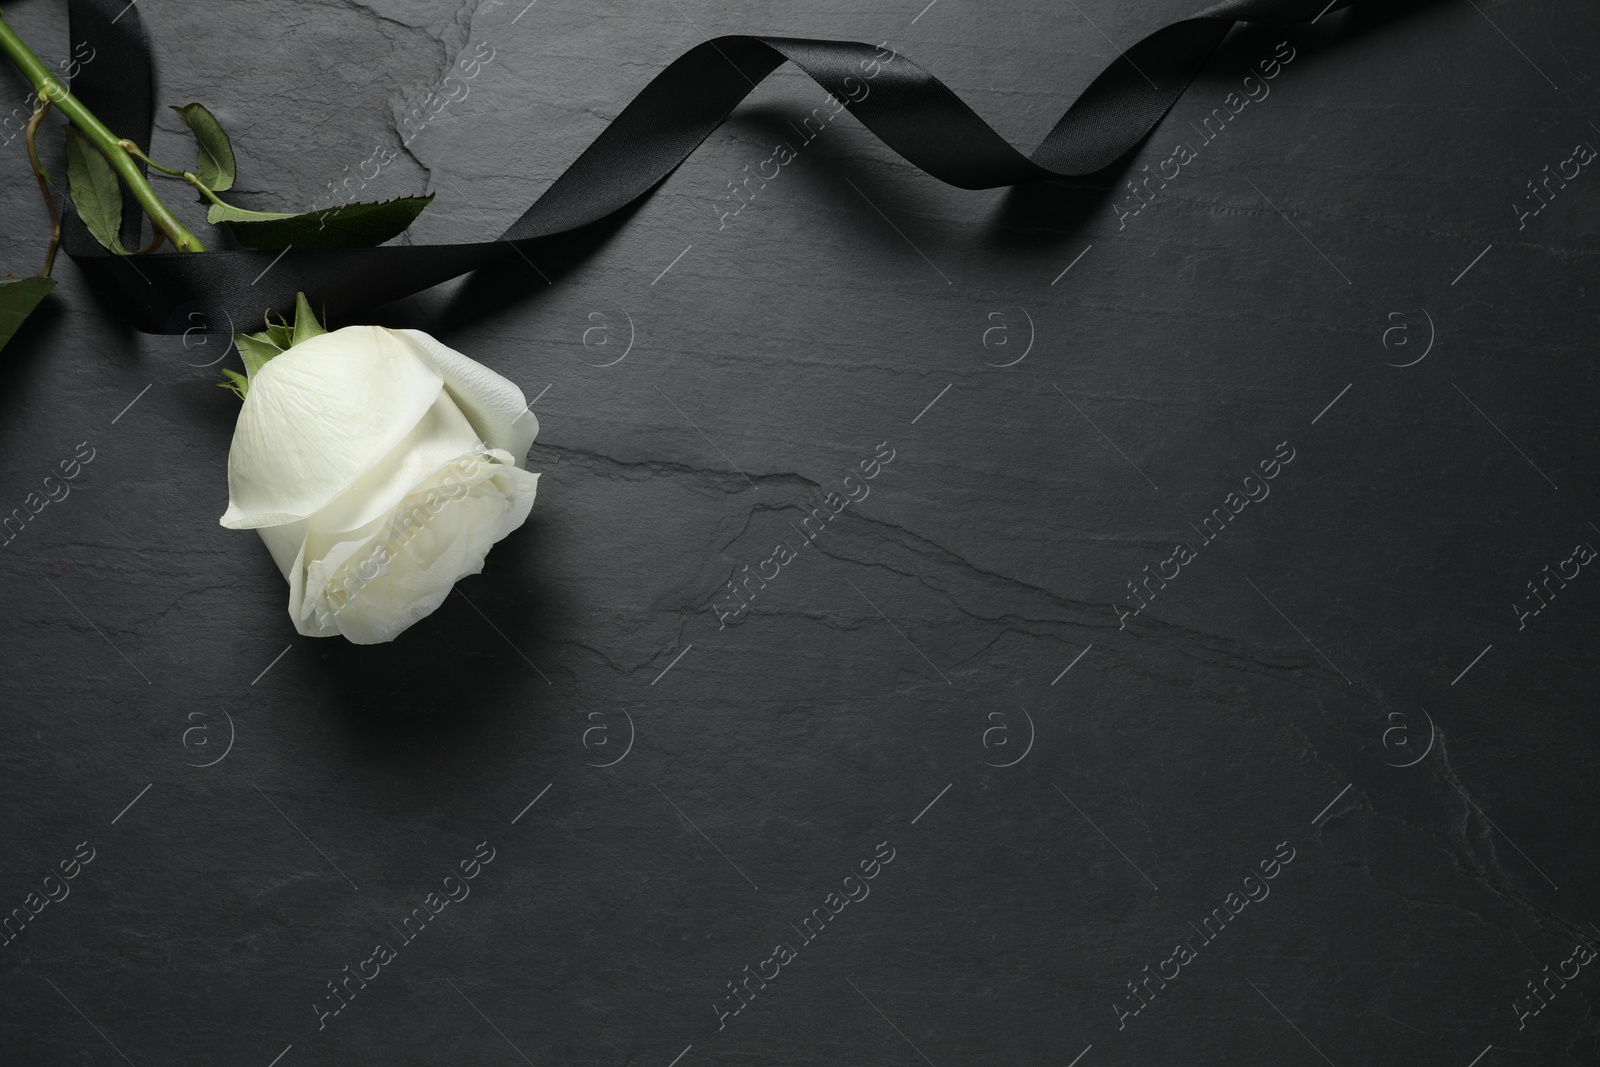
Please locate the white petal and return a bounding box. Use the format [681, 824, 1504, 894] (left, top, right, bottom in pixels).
[390, 328, 538, 466]
[255, 518, 307, 581]
[221, 326, 443, 529]
[307, 391, 486, 533]
[285, 451, 539, 643]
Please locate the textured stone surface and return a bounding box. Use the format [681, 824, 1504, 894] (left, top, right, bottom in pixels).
[1, 0, 1598, 1064]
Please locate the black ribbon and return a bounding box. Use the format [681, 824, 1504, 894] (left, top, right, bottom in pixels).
[60, 0, 1350, 334]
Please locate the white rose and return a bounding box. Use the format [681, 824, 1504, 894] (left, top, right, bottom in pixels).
[220, 325, 540, 644]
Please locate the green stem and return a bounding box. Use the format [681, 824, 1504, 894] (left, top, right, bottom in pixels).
[24, 96, 60, 276]
[0, 14, 206, 252]
[183, 172, 231, 208]
[117, 140, 255, 216]
[116, 140, 186, 178]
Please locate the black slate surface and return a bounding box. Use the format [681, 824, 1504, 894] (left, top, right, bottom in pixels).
[2, 1, 1599, 1064]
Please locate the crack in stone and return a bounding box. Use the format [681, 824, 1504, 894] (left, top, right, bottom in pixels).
[1429, 742, 1594, 956]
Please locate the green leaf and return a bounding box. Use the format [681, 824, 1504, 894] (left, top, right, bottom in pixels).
[218, 367, 249, 400]
[0, 276, 56, 354]
[259, 315, 295, 351]
[233, 332, 283, 379]
[215, 195, 433, 250]
[65, 128, 126, 254]
[230, 294, 323, 385]
[228, 292, 332, 391]
[171, 103, 236, 192]
[291, 292, 326, 346]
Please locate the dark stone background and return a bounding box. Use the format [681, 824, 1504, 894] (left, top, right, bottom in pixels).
[1, 0, 1597, 1064]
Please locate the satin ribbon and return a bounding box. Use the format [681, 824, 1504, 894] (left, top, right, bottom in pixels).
[58, 0, 1351, 334]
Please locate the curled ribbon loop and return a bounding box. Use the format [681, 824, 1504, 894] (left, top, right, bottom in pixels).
[62, 0, 1351, 333]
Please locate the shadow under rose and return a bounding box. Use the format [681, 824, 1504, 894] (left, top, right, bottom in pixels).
[301, 510, 571, 756]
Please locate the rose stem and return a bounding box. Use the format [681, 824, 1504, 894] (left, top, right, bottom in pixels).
[23, 95, 60, 275]
[0, 12, 206, 252]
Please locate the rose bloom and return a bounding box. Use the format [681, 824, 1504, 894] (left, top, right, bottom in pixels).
[220, 326, 539, 644]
